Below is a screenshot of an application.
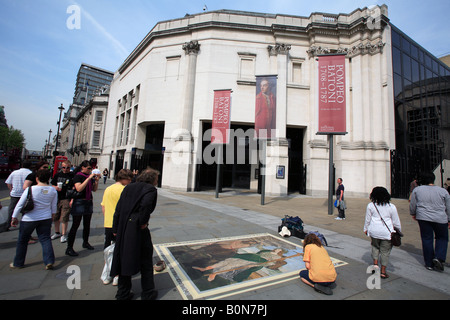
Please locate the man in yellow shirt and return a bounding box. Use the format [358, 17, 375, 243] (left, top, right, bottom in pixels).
[101, 169, 134, 249]
[299, 233, 337, 295]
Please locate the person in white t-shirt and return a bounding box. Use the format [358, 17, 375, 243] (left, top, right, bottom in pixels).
[10, 169, 58, 270]
[364, 186, 402, 279]
[5, 161, 33, 230]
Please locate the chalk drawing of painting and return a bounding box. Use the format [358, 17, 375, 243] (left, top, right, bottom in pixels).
[154, 233, 346, 300]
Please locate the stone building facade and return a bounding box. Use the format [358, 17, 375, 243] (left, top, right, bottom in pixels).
[98, 6, 449, 197]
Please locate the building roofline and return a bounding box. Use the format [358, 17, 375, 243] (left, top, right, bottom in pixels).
[78, 63, 114, 76]
[118, 6, 389, 74]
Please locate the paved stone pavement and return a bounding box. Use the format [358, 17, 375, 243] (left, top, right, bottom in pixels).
[0, 180, 448, 302]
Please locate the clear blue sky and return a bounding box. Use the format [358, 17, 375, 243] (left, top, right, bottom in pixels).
[0, 0, 449, 151]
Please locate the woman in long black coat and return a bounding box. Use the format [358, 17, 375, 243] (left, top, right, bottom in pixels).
[110, 168, 159, 300]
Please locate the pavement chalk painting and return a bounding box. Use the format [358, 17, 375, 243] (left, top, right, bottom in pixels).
[154, 233, 347, 300]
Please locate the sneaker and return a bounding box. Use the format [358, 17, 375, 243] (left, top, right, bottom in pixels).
[60, 235, 68, 243]
[112, 276, 119, 286]
[51, 233, 61, 240]
[103, 278, 112, 285]
[432, 258, 444, 272]
[10, 263, 24, 269]
[46, 264, 54, 270]
[335, 217, 343, 220]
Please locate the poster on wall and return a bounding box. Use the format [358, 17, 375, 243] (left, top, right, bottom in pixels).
[255, 75, 277, 139]
[317, 54, 347, 134]
[211, 89, 232, 144]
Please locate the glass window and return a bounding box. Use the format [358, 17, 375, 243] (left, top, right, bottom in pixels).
[432, 60, 439, 73]
[401, 37, 410, 54]
[419, 50, 424, 63]
[393, 73, 403, 98]
[403, 54, 412, 81]
[393, 47, 402, 75]
[425, 55, 432, 68]
[411, 45, 419, 59]
[412, 59, 420, 83]
[391, 29, 401, 48]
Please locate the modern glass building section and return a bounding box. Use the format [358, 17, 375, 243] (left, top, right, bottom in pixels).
[391, 24, 450, 198]
[73, 64, 114, 105]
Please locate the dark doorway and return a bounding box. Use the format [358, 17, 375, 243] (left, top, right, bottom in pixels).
[287, 127, 306, 194]
[197, 122, 254, 191]
[130, 123, 165, 187]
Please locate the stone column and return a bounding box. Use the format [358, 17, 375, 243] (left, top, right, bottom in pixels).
[164, 40, 200, 191]
[180, 40, 200, 138]
[266, 43, 290, 196]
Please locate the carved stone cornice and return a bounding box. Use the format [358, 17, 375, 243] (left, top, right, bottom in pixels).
[268, 43, 291, 56]
[307, 46, 331, 58]
[338, 40, 385, 58]
[182, 40, 201, 54]
[307, 40, 385, 58]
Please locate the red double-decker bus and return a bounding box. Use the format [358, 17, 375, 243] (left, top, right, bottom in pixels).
[0, 148, 21, 178]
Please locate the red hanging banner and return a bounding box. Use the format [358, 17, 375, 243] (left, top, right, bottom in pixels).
[255, 75, 277, 139]
[318, 55, 347, 134]
[211, 89, 232, 144]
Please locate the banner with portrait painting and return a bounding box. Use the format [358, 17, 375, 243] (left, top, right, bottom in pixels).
[255, 75, 277, 139]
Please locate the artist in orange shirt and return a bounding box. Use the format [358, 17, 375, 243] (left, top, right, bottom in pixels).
[299, 232, 337, 295]
[255, 78, 276, 138]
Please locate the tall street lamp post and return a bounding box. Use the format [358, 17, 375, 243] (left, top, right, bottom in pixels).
[437, 140, 444, 188]
[47, 129, 52, 158]
[53, 104, 65, 159]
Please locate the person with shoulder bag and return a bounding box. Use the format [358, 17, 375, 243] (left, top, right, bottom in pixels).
[10, 169, 58, 270]
[65, 160, 99, 257]
[364, 186, 402, 279]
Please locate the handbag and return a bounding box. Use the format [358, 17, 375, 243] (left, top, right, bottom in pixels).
[373, 203, 403, 247]
[21, 187, 34, 214]
[334, 199, 339, 208]
[66, 188, 82, 199]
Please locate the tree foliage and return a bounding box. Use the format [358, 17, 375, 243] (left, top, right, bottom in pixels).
[0, 126, 25, 151]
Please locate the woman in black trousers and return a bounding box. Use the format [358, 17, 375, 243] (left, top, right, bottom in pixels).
[66, 161, 99, 256]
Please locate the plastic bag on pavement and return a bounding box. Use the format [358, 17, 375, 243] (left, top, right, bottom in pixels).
[101, 243, 115, 283]
[0, 206, 9, 233]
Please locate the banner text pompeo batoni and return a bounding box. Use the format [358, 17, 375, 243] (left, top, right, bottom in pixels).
[211, 89, 232, 144]
[318, 55, 347, 134]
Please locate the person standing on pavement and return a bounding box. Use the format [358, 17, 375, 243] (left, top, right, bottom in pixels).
[65, 160, 99, 257]
[110, 168, 159, 300]
[335, 178, 346, 220]
[102, 168, 109, 184]
[10, 169, 58, 270]
[101, 169, 133, 249]
[410, 172, 450, 272]
[22, 160, 51, 244]
[364, 186, 402, 279]
[50, 160, 74, 243]
[5, 161, 32, 231]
